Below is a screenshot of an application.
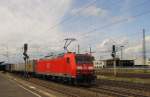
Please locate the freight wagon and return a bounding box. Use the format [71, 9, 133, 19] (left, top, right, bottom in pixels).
[5, 60, 36, 73]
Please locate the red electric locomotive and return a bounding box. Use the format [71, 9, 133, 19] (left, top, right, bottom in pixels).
[35, 52, 96, 84]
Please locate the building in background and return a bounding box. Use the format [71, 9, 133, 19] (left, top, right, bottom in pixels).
[104, 59, 134, 67]
[94, 60, 105, 69]
[146, 58, 150, 65]
[94, 58, 134, 68]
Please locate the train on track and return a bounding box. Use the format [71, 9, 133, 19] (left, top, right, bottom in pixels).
[4, 52, 96, 85]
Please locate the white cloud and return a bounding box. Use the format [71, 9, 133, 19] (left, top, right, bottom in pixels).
[94, 36, 150, 65]
[71, 5, 108, 16]
[125, 36, 150, 53]
[110, 15, 135, 24]
[0, 0, 72, 63]
[125, 44, 142, 54]
[146, 36, 150, 42]
[123, 35, 150, 64]
[94, 36, 150, 64]
[96, 37, 128, 52]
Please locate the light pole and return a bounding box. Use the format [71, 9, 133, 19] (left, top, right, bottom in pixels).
[120, 45, 124, 60]
[78, 44, 80, 54]
[142, 29, 146, 65]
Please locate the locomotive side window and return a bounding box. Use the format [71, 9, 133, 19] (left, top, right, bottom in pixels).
[76, 55, 94, 64]
[66, 57, 70, 64]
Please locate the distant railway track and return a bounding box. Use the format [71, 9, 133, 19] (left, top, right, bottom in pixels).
[88, 86, 150, 97]
[97, 79, 150, 92]
[89, 88, 140, 97]
[7, 73, 150, 97]
[96, 72, 150, 79]
[95, 68, 150, 79]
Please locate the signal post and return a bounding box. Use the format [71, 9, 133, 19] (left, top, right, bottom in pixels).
[112, 45, 117, 76]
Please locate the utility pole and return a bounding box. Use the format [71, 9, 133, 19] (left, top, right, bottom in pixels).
[142, 29, 146, 65]
[6, 45, 9, 63]
[89, 45, 95, 54]
[89, 46, 92, 54]
[77, 44, 80, 54]
[2, 44, 10, 63]
[120, 45, 124, 60]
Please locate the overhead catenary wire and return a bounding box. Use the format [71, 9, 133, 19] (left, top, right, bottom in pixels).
[41, 0, 150, 54]
[31, 0, 99, 47]
[18, 1, 150, 59]
[78, 8, 150, 39]
[69, 0, 149, 31]
[70, 0, 149, 39]
[78, 9, 150, 47]
[45, 0, 98, 31]
[62, 0, 133, 41]
[57, 0, 123, 29]
[89, 0, 149, 30]
[36, 0, 130, 46]
[27, 1, 150, 62]
[41, 0, 122, 35]
[77, 1, 150, 57]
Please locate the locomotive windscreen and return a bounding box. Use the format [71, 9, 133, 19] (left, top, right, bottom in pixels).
[75, 54, 94, 64]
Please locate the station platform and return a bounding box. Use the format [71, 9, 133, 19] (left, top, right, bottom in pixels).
[0, 72, 39, 97]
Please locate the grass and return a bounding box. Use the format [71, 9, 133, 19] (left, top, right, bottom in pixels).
[97, 75, 150, 84]
[96, 68, 150, 74]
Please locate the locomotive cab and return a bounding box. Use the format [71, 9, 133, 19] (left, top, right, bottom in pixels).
[75, 54, 96, 84]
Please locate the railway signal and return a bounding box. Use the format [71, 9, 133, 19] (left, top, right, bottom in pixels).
[111, 45, 117, 76]
[111, 45, 116, 58]
[23, 43, 29, 78]
[23, 43, 29, 60]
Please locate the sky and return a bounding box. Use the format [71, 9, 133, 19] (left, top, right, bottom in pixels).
[0, 0, 150, 64]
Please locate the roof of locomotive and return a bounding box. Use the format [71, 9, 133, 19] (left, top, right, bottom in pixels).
[39, 52, 93, 60]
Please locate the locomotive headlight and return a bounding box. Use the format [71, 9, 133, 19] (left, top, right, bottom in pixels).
[77, 66, 82, 70]
[88, 66, 94, 70]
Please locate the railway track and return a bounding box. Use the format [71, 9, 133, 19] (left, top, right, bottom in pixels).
[27, 78, 109, 97]
[25, 78, 150, 97]
[96, 71, 150, 79]
[7, 73, 150, 97]
[97, 79, 150, 92]
[88, 86, 150, 97]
